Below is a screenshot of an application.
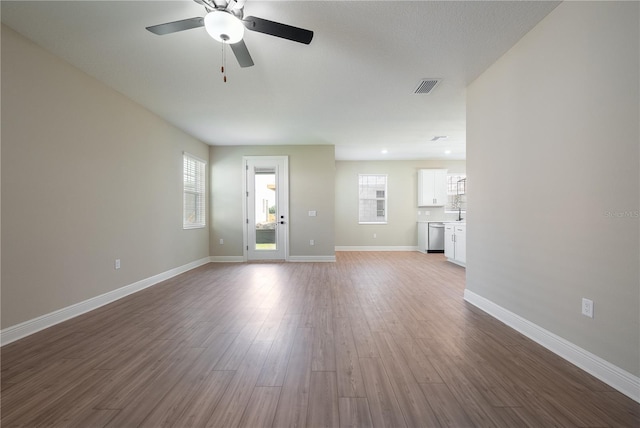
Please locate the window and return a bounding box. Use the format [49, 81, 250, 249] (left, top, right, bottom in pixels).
[183, 152, 206, 229]
[446, 173, 466, 213]
[358, 174, 387, 224]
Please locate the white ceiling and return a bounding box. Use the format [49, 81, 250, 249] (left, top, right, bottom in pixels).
[1, 1, 559, 160]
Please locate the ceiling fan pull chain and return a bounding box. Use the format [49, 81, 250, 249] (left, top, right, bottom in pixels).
[221, 41, 227, 83]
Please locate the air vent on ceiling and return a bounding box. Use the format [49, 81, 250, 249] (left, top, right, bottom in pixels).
[414, 78, 441, 94]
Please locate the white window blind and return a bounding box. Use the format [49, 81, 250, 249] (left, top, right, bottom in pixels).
[358, 174, 387, 224]
[183, 152, 206, 229]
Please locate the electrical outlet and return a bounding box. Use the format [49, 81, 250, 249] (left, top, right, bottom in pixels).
[582, 298, 594, 318]
[373, 233, 377, 238]
[219, 238, 224, 245]
[425, 211, 430, 216]
[115, 259, 121, 270]
[310, 239, 315, 246]
[308, 210, 317, 217]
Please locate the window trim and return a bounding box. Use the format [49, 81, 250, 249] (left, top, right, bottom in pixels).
[358, 173, 388, 224]
[183, 152, 207, 229]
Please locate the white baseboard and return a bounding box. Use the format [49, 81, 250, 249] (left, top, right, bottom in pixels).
[335, 246, 419, 252]
[288, 255, 336, 262]
[464, 289, 640, 403]
[0, 257, 212, 347]
[446, 257, 466, 268]
[209, 256, 245, 263]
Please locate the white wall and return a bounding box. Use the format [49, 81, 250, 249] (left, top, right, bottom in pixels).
[1, 25, 210, 329]
[335, 160, 465, 248]
[467, 2, 639, 377]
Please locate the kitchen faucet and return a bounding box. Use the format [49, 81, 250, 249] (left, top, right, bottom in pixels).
[456, 178, 466, 221]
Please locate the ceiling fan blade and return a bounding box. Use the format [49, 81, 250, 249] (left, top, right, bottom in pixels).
[243, 16, 313, 44]
[146, 17, 204, 35]
[230, 39, 254, 68]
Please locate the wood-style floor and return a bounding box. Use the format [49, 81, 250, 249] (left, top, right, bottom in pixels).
[1, 252, 638, 427]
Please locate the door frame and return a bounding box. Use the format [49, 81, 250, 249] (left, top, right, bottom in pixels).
[242, 156, 289, 262]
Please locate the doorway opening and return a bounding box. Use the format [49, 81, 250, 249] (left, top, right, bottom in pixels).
[243, 156, 289, 261]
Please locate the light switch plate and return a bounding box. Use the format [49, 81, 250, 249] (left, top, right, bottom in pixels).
[308, 210, 317, 217]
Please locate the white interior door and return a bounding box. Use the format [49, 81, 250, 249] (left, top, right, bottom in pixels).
[245, 156, 289, 261]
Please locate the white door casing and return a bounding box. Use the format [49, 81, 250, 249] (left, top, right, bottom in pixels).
[243, 156, 289, 261]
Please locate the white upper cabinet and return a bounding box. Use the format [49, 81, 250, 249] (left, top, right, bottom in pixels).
[418, 169, 447, 207]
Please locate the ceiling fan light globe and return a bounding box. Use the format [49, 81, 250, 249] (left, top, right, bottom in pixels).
[204, 11, 244, 44]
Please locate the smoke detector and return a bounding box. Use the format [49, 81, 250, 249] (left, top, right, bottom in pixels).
[430, 136, 448, 142]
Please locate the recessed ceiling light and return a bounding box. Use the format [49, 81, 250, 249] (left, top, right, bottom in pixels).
[444, 150, 452, 154]
[381, 149, 388, 154]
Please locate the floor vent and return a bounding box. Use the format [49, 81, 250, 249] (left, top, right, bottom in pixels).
[414, 78, 441, 94]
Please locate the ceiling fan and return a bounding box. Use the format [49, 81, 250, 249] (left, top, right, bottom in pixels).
[146, 0, 314, 68]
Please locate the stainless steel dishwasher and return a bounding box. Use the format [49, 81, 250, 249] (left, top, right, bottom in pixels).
[428, 222, 445, 253]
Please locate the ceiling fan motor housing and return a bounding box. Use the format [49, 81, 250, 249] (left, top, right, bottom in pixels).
[146, 4, 313, 68]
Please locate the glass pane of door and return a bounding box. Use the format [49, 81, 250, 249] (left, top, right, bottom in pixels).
[254, 169, 277, 251]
